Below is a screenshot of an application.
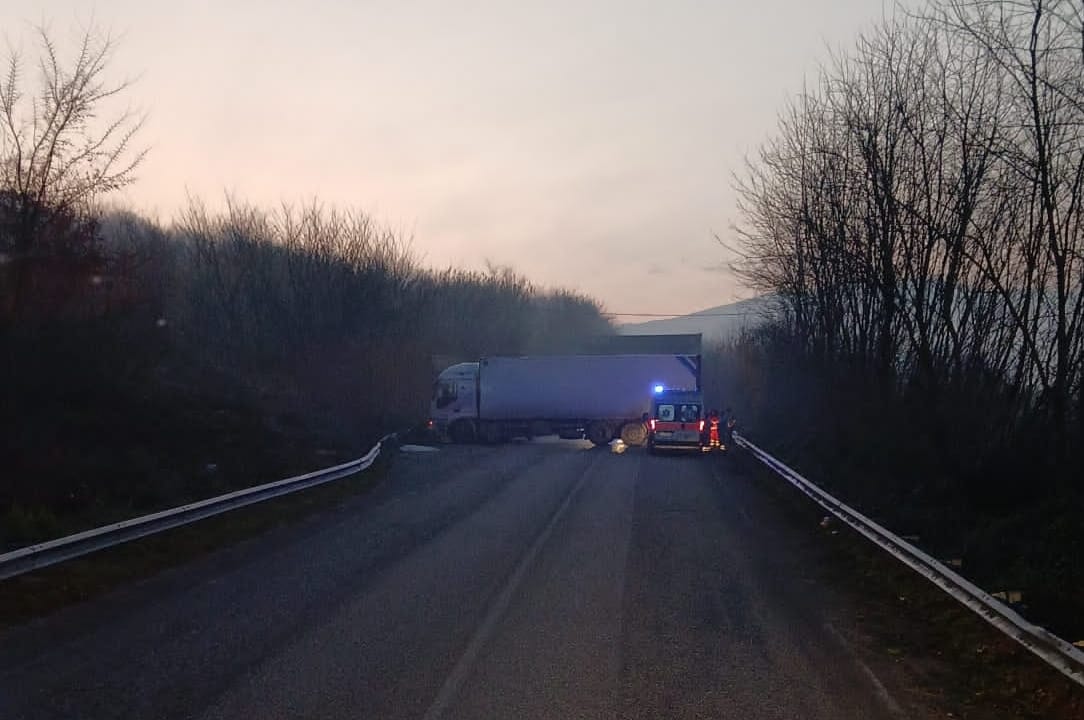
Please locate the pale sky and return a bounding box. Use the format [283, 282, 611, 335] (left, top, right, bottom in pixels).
[3, 1, 899, 315]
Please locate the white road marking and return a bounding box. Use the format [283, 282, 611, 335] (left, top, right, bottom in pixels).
[421, 453, 601, 720]
[823, 621, 905, 717]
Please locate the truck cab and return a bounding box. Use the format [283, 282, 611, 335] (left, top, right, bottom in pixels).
[429, 362, 480, 442]
[647, 389, 705, 453]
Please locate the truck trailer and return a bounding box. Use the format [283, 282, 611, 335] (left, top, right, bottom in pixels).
[430, 348, 701, 446]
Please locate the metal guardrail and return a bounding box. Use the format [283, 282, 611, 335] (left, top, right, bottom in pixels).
[733, 432, 1084, 689]
[0, 434, 396, 582]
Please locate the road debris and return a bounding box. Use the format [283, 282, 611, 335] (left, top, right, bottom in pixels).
[400, 445, 439, 453]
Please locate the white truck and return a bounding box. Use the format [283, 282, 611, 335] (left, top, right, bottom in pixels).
[430, 348, 701, 446]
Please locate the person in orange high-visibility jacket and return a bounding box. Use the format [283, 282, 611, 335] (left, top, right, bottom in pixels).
[707, 409, 721, 449]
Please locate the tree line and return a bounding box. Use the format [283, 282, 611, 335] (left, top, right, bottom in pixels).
[733, 0, 1083, 481]
[0, 24, 611, 436]
[0, 24, 612, 541]
[726, 0, 1083, 636]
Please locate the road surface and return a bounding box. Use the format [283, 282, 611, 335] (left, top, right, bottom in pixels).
[0, 440, 916, 719]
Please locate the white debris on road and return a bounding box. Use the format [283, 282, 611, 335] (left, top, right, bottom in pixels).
[400, 445, 440, 453]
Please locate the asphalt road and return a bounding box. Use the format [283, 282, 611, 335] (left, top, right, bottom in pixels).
[0, 440, 917, 719]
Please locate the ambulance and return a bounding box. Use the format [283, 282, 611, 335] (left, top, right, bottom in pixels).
[646, 388, 706, 454]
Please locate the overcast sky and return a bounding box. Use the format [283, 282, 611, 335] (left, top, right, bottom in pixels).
[3, 1, 900, 315]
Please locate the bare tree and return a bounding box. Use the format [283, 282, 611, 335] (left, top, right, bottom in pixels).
[936, 0, 1084, 464]
[731, 0, 1084, 484]
[0, 23, 146, 315]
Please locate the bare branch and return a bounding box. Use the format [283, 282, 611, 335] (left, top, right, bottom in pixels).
[0, 21, 147, 250]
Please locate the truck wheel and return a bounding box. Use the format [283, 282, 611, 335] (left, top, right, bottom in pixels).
[449, 420, 476, 444]
[586, 421, 612, 447]
[619, 421, 647, 446]
[480, 422, 503, 444]
[528, 421, 550, 440]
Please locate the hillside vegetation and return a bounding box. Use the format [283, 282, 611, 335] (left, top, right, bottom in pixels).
[0, 24, 611, 549]
[1, 196, 612, 548]
[716, 0, 1084, 639]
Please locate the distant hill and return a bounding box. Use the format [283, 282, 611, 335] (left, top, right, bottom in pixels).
[618, 296, 775, 344]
